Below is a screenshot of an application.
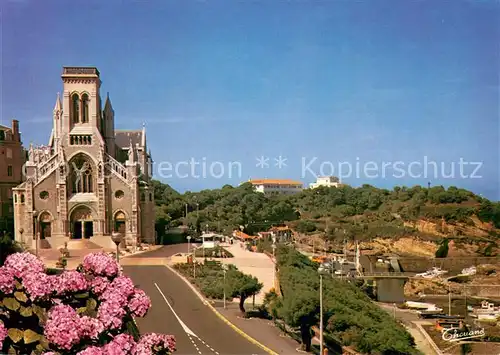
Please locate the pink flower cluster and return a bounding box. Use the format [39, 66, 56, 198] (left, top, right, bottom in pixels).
[136, 333, 176, 354]
[90, 276, 109, 295]
[44, 305, 84, 350]
[74, 333, 175, 355]
[3, 252, 44, 278]
[57, 270, 89, 294]
[0, 252, 175, 354]
[128, 289, 151, 317]
[0, 267, 15, 294]
[22, 272, 58, 300]
[0, 320, 7, 350]
[82, 252, 120, 277]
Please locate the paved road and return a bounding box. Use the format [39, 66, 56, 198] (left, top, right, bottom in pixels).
[123, 245, 265, 355]
[130, 243, 199, 258]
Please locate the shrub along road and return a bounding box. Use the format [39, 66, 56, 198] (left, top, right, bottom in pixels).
[122, 245, 265, 355]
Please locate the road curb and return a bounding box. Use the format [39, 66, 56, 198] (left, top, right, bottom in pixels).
[164, 263, 279, 355]
[413, 321, 443, 355]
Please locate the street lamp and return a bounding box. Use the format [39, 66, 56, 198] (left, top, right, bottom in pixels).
[111, 232, 123, 263]
[193, 249, 196, 278]
[222, 264, 228, 309]
[318, 267, 326, 355]
[187, 235, 191, 254]
[33, 210, 39, 257]
[19, 227, 24, 244]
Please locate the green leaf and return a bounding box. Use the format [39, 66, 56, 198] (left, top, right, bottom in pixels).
[24, 329, 41, 344]
[20, 305, 33, 317]
[8, 328, 23, 343]
[76, 307, 87, 314]
[74, 292, 89, 299]
[38, 336, 50, 350]
[14, 291, 28, 303]
[3, 297, 20, 311]
[86, 298, 97, 311]
[32, 305, 48, 323]
[15, 280, 23, 290]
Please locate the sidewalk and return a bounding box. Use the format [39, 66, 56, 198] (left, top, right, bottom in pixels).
[219, 241, 275, 304]
[214, 302, 302, 354]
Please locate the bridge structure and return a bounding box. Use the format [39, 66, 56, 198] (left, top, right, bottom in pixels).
[354, 272, 417, 303]
[356, 272, 416, 280]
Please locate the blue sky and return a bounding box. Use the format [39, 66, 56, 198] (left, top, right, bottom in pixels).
[1, 0, 499, 199]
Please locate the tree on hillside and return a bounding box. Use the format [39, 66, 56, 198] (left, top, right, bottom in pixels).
[226, 270, 263, 314]
[278, 283, 318, 351]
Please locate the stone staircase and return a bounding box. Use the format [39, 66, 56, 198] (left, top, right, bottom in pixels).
[65, 239, 103, 250]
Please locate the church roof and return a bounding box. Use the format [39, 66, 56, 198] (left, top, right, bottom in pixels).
[115, 130, 143, 149]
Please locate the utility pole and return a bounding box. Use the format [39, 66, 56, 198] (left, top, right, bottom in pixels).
[464, 285, 467, 316]
[185, 203, 188, 218]
[448, 285, 452, 316]
[319, 273, 324, 355]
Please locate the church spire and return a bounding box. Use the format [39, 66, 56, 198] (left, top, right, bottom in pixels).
[53, 92, 62, 113]
[141, 122, 146, 147]
[104, 92, 113, 114]
[127, 138, 135, 164]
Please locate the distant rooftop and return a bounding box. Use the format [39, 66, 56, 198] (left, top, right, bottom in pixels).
[115, 130, 143, 149]
[248, 179, 303, 186]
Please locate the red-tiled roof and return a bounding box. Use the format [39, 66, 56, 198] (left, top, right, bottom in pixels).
[233, 230, 255, 239]
[248, 179, 303, 186]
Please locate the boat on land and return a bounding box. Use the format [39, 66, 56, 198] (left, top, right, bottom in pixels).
[415, 267, 448, 279]
[405, 301, 439, 310]
[469, 300, 500, 321]
[417, 306, 444, 315]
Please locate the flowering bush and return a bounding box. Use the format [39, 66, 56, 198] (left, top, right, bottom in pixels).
[0, 252, 175, 354]
[0, 320, 7, 349]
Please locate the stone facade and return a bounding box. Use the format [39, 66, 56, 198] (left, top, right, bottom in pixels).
[0, 120, 25, 235]
[13, 67, 155, 250]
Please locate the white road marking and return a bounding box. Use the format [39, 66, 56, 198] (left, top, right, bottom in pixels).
[188, 334, 202, 355]
[154, 282, 220, 354]
[155, 282, 197, 336]
[198, 337, 219, 354]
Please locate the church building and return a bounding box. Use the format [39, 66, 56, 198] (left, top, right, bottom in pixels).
[13, 67, 155, 250]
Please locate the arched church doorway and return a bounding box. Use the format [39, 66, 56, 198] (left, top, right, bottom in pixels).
[39, 212, 52, 240]
[70, 206, 93, 239]
[114, 211, 126, 234]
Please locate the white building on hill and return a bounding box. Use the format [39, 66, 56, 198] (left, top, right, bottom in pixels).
[246, 179, 303, 196]
[309, 176, 342, 189]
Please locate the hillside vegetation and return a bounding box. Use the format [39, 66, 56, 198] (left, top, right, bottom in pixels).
[152, 180, 500, 255]
[268, 246, 419, 353]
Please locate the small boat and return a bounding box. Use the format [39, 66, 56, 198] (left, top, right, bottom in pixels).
[415, 267, 448, 279]
[418, 307, 444, 315]
[405, 301, 438, 310]
[461, 266, 477, 276]
[476, 313, 499, 321]
[470, 301, 500, 316]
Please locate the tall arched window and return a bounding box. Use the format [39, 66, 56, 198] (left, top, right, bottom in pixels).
[70, 154, 94, 193]
[72, 93, 80, 123]
[82, 94, 89, 123]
